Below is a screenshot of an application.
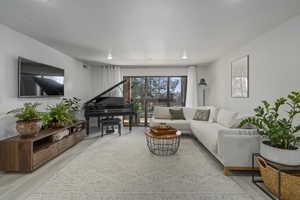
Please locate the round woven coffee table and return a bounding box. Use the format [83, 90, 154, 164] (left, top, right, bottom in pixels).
[145, 126, 181, 156]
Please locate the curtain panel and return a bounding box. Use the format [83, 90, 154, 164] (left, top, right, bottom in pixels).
[186, 66, 198, 107]
[95, 65, 122, 97]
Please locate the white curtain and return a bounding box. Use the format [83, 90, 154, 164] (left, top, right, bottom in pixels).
[186, 66, 198, 107]
[96, 65, 122, 97]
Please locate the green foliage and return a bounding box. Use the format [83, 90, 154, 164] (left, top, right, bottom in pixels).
[241, 91, 300, 149]
[40, 112, 52, 129]
[61, 97, 81, 112]
[47, 103, 74, 124]
[7, 103, 42, 121]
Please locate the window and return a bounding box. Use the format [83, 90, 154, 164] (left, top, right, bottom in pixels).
[123, 76, 187, 126]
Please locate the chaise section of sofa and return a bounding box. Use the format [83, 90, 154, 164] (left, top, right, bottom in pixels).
[149, 106, 260, 175]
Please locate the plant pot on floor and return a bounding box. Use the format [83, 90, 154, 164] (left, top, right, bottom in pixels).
[260, 141, 300, 166]
[16, 120, 43, 138]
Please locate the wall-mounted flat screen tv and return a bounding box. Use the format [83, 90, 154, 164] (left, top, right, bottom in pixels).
[18, 57, 64, 97]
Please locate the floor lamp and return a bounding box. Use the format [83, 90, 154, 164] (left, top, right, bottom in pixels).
[199, 78, 208, 106]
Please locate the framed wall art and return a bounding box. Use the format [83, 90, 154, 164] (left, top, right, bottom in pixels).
[231, 55, 249, 98]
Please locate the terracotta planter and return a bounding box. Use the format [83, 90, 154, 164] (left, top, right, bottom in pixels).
[16, 120, 43, 138]
[260, 141, 300, 166]
[50, 121, 65, 129]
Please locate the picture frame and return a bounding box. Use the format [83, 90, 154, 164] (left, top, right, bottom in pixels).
[231, 55, 249, 98]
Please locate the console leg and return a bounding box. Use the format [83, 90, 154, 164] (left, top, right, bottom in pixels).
[86, 117, 90, 136]
[129, 115, 132, 132]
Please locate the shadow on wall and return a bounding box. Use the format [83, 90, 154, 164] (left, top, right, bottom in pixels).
[0, 114, 18, 140]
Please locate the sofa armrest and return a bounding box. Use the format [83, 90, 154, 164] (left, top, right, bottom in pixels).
[217, 129, 261, 167]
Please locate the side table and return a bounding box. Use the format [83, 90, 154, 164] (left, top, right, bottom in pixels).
[252, 153, 300, 200]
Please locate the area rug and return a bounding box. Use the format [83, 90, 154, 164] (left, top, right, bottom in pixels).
[24, 130, 254, 200]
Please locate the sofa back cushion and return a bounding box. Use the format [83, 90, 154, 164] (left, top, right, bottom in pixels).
[193, 109, 210, 121]
[154, 106, 171, 119]
[208, 106, 220, 123]
[217, 109, 239, 128]
[169, 108, 185, 120]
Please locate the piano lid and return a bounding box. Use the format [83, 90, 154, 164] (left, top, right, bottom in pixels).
[85, 80, 127, 105]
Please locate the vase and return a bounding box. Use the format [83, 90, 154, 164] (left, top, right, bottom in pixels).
[16, 120, 43, 138]
[260, 141, 300, 166]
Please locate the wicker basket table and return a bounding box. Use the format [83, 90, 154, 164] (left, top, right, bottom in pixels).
[252, 153, 300, 200]
[145, 126, 181, 156]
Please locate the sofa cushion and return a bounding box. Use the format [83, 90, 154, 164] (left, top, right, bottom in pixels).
[208, 106, 220, 123]
[182, 107, 196, 120]
[169, 108, 185, 120]
[193, 109, 210, 121]
[149, 118, 190, 132]
[154, 106, 171, 119]
[191, 120, 229, 154]
[182, 106, 208, 120]
[217, 109, 239, 128]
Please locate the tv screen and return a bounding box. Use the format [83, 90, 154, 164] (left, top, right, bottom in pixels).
[18, 57, 64, 97]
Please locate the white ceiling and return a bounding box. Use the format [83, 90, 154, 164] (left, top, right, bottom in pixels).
[1, 0, 300, 66]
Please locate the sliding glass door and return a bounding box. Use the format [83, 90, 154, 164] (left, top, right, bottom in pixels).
[123, 76, 187, 126]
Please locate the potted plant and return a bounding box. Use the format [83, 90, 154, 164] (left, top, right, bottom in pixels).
[61, 97, 81, 120]
[46, 103, 74, 128]
[241, 91, 300, 166]
[7, 103, 43, 137]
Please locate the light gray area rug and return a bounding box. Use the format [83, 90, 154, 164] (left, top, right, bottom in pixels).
[24, 131, 255, 200]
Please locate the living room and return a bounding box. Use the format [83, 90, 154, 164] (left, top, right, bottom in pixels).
[0, 0, 300, 200]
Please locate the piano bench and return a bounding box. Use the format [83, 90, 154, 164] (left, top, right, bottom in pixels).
[100, 118, 121, 137]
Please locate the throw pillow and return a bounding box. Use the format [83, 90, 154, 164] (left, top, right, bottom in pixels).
[193, 109, 210, 121]
[217, 109, 239, 128]
[169, 108, 185, 120]
[208, 106, 220, 123]
[154, 106, 171, 119]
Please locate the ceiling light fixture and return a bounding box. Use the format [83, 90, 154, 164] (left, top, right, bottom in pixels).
[107, 51, 112, 60]
[181, 50, 188, 60]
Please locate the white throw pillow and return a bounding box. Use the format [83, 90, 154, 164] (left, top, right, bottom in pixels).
[208, 106, 220, 123]
[183, 107, 197, 120]
[154, 106, 171, 119]
[217, 109, 239, 128]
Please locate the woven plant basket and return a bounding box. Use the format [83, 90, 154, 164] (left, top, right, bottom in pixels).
[256, 157, 300, 200]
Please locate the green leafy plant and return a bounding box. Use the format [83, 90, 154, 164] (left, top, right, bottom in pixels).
[46, 103, 74, 128]
[40, 112, 52, 129]
[7, 103, 42, 121]
[61, 97, 81, 112]
[241, 91, 300, 150]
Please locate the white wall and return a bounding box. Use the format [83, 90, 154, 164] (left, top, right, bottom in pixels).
[205, 14, 300, 115]
[0, 24, 93, 140]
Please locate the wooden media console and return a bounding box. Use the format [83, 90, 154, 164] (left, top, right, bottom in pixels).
[0, 121, 86, 172]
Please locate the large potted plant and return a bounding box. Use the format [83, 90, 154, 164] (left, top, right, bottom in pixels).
[7, 103, 43, 137]
[241, 91, 300, 166]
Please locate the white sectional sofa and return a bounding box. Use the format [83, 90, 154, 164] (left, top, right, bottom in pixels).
[149, 106, 261, 175]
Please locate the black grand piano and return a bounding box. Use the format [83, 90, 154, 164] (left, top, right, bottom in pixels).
[84, 80, 135, 135]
